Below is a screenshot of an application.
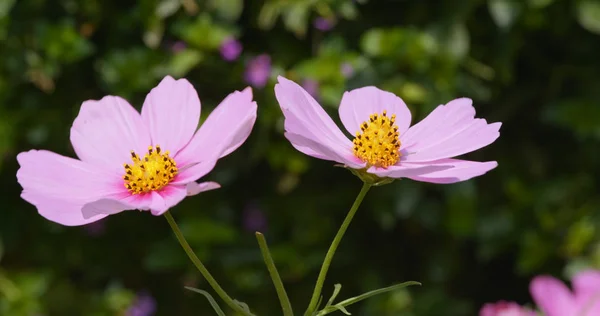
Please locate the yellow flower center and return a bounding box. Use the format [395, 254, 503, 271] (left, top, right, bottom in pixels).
[122, 145, 178, 194]
[352, 110, 401, 168]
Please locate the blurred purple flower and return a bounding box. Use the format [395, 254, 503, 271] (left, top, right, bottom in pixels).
[243, 203, 267, 232]
[126, 292, 156, 316]
[220, 38, 243, 61]
[244, 54, 271, 88]
[171, 41, 187, 53]
[313, 17, 336, 31]
[340, 63, 354, 78]
[302, 79, 320, 100]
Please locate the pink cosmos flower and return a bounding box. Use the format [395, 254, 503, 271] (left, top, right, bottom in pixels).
[17, 76, 257, 226]
[479, 301, 535, 316]
[530, 270, 600, 316]
[274, 76, 500, 184]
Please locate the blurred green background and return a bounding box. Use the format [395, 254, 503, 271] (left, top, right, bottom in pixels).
[2, 0, 600, 315]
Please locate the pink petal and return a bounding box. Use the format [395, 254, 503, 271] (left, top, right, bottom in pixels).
[70, 96, 150, 174]
[17, 150, 127, 226]
[530, 275, 577, 316]
[171, 159, 218, 186]
[149, 185, 188, 216]
[572, 270, 600, 313]
[21, 192, 108, 226]
[275, 76, 361, 167]
[398, 159, 498, 184]
[367, 162, 454, 179]
[175, 87, 257, 167]
[81, 198, 138, 220]
[186, 181, 221, 196]
[285, 132, 365, 169]
[401, 98, 501, 163]
[338, 86, 411, 136]
[141, 76, 201, 154]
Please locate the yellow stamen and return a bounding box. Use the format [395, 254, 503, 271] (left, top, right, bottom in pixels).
[352, 110, 401, 168]
[122, 145, 178, 194]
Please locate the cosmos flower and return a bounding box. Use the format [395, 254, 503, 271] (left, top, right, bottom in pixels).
[274, 76, 500, 184]
[17, 76, 257, 226]
[479, 301, 535, 316]
[530, 270, 600, 316]
[220, 37, 243, 61]
[244, 54, 271, 88]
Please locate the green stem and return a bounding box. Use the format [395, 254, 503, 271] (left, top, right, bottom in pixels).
[255, 232, 294, 316]
[164, 211, 250, 316]
[304, 182, 372, 316]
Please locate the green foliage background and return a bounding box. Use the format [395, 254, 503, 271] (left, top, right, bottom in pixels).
[1, 0, 600, 315]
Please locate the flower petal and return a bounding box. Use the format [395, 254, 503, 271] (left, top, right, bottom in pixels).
[398, 159, 498, 184]
[70, 96, 150, 174]
[21, 192, 108, 226]
[367, 162, 454, 179]
[530, 275, 577, 316]
[171, 159, 218, 185]
[17, 150, 127, 225]
[175, 87, 257, 167]
[81, 198, 137, 220]
[401, 98, 501, 162]
[186, 181, 221, 196]
[339, 86, 411, 136]
[572, 269, 600, 312]
[275, 76, 359, 166]
[285, 132, 365, 168]
[149, 185, 188, 216]
[141, 76, 201, 154]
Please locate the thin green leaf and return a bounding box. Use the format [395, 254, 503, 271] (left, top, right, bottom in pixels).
[325, 284, 343, 308]
[234, 299, 251, 313]
[317, 281, 421, 316]
[184, 286, 226, 316]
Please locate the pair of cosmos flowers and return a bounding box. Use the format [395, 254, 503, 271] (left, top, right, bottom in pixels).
[16, 75, 500, 226]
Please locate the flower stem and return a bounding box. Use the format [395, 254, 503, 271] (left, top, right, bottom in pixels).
[304, 182, 372, 316]
[164, 211, 251, 316]
[255, 232, 294, 316]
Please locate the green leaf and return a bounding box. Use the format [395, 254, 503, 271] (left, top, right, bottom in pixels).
[156, 0, 181, 18]
[317, 281, 421, 316]
[577, 0, 600, 35]
[167, 49, 204, 77]
[184, 287, 227, 316]
[210, 0, 244, 21]
[325, 284, 343, 308]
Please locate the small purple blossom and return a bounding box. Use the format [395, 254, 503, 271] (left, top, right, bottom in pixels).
[340, 63, 354, 78]
[126, 292, 156, 316]
[313, 17, 336, 31]
[302, 79, 320, 100]
[171, 41, 187, 53]
[220, 38, 243, 61]
[243, 203, 267, 232]
[244, 54, 271, 88]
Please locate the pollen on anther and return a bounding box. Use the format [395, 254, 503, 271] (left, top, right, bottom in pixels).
[122, 145, 178, 194]
[352, 110, 401, 168]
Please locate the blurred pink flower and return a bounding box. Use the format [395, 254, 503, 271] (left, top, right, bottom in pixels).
[17, 76, 257, 226]
[220, 37, 243, 61]
[245, 54, 271, 88]
[479, 301, 535, 316]
[302, 79, 319, 100]
[340, 63, 354, 78]
[274, 76, 500, 184]
[530, 270, 600, 316]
